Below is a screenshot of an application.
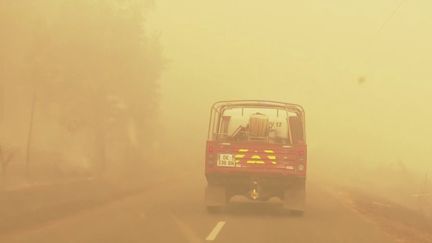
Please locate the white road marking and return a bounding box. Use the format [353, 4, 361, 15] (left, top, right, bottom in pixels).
[171, 214, 202, 243]
[206, 221, 226, 241]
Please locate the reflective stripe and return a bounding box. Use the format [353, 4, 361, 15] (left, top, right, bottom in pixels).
[235, 154, 245, 159]
[251, 155, 261, 160]
[271, 161, 277, 165]
[267, 155, 276, 160]
[238, 149, 249, 153]
[264, 150, 275, 154]
[247, 160, 265, 164]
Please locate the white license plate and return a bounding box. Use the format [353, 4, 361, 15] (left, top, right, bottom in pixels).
[217, 154, 235, 167]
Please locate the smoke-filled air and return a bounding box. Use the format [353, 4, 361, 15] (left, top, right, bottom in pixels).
[0, 1, 431, 243]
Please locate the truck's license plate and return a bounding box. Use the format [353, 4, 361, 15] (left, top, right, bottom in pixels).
[217, 154, 235, 167]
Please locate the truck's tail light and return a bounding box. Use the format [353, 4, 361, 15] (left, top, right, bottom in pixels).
[207, 153, 216, 165]
[206, 145, 217, 165]
[295, 149, 306, 173]
[297, 150, 306, 163]
[207, 143, 216, 165]
[207, 143, 214, 153]
[297, 164, 305, 172]
[298, 150, 305, 156]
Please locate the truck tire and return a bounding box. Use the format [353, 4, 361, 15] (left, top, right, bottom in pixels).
[283, 180, 306, 215]
[205, 185, 226, 213]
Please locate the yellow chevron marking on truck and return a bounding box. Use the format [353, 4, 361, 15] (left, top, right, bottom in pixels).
[264, 150, 275, 154]
[271, 161, 277, 165]
[267, 155, 276, 160]
[238, 149, 249, 153]
[251, 155, 261, 160]
[247, 160, 265, 164]
[235, 154, 245, 159]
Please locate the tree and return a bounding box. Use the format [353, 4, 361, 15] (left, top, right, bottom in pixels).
[0, 0, 163, 177]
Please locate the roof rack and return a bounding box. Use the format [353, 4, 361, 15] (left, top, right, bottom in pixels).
[210, 100, 304, 113]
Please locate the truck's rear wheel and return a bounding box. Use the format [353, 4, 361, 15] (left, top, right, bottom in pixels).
[283, 180, 306, 215]
[205, 185, 226, 213]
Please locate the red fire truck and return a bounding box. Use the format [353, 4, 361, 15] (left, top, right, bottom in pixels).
[205, 100, 307, 214]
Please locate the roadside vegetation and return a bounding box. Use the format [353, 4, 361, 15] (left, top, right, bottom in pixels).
[0, 0, 163, 185]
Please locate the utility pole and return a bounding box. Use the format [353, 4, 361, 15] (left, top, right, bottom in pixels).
[24, 15, 49, 180]
[25, 86, 37, 179]
[0, 82, 3, 124]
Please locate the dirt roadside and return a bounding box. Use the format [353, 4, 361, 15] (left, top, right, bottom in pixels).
[330, 186, 432, 243]
[0, 170, 187, 235]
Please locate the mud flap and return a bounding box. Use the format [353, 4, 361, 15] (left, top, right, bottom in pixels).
[205, 185, 226, 207]
[283, 186, 306, 212]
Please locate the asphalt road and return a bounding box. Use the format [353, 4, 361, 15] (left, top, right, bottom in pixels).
[0, 171, 397, 243]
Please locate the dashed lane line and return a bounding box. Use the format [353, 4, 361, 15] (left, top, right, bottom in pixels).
[206, 221, 226, 241]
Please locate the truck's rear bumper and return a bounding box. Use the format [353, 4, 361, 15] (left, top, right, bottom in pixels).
[205, 174, 306, 208]
[206, 172, 305, 187]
